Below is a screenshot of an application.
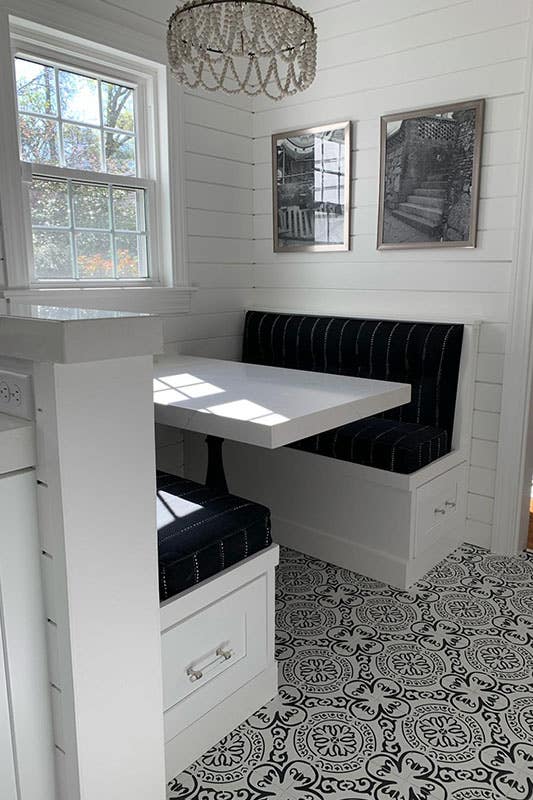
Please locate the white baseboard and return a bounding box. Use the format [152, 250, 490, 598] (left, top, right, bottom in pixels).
[164, 663, 278, 782]
[272, 514, 462, 590]
[272, 514, 409, 588]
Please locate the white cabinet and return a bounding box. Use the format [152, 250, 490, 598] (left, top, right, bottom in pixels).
[0, 632, 18, 800]
[0, 414, 55, 800]
[161, 545, 278, 780]
[415, 463, 466, 555]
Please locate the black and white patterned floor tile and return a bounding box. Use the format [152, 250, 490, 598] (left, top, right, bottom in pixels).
[168, 544, 533, 800]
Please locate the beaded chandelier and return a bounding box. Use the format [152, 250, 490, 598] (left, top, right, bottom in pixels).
[167, 0, 317, 101]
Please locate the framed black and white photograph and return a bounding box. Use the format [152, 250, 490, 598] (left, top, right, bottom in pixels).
[272, 121, 351, 252]
[377, 99, 484, 250]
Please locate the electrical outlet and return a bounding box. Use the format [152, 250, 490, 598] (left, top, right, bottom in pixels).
[0, 371, 33, 420]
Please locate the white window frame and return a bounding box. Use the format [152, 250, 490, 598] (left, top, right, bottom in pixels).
[0, 13, 192, 313]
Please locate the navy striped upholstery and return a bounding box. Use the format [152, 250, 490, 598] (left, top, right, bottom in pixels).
[157, 471, 272, 601]
[242, 311, 464, 474]
[291, 418, 449, 474]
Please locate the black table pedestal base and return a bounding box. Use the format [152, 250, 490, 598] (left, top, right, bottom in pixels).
[205, 435, 228, 493]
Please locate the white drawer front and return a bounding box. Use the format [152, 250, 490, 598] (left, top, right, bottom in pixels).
[162, 573, 268, 740]
[415, 464, 466, 554]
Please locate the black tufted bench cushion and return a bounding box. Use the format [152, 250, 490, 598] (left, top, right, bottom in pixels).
[291, 418, 449, 474]
[157, 471, 272, 602]
[243, 311, 464, 474]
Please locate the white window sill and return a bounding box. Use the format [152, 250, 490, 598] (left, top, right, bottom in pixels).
[3, 286, 196, 315]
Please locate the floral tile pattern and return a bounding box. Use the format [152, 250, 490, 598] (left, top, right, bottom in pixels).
[168, 545, 533, 800]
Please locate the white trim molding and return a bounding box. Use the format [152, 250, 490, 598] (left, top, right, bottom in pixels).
[491, 21, 533, 554]
[0, 9, 30, 289]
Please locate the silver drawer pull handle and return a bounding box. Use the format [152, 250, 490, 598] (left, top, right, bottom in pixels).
[434, 507, 446, 515]
[186, 646, 234, 683]
[186, 667, 203, 682]
[445, 500, 456, 508]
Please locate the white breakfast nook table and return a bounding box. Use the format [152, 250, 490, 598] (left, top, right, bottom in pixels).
[154, 355, 411, 490]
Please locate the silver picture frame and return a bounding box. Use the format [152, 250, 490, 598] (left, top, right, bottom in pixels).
[377, 99, 484, 250]
[272, 121, 352, 253]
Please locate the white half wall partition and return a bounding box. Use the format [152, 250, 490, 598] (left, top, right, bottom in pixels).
[0, 304, 166, 800]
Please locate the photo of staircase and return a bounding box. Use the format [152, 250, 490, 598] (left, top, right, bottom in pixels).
[378, 100, 483, 248]
[390, 173, 446, 236]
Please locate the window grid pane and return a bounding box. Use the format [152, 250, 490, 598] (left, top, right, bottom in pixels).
[15, 57, 137, 177]
[30, 176, 148, 281]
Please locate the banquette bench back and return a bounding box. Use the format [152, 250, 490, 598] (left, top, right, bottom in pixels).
[243, 311, 464, 473]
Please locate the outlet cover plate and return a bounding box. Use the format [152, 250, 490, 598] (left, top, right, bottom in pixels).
[0, 370, 33, 420]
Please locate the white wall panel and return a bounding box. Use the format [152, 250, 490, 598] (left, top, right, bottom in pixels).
[184, 94, 251, 136]
[311, 0, 484, 40]
[253, 61, 526, 131]
[186, 182, 253, 214]
[467, 492, 494, 525]
[469, 465, 497, 498]
[255, 25, 527, 111]
[476, 353, 505, 383]
[184, 124, 252, 162]
[479, 323, 506, 354]
[252, 261, 511, 294]
[187, 210, 252, 239]
[471, 438, 498, 470]
[191, 264, 254, 288]
[185, 154, 252, 189]
[177, 335, 243, 360]
[317, 0, 529, 72]
[254, 230, 515, 263]
[162, 311, 244, 344]
[472, 411, 501, 442]
[188, 237, 253, 265]
[251, 288, 507, 323]
[474, 383, 503, 413]
[190, 287, 253, 315]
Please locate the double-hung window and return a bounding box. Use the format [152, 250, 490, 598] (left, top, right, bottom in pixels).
[13, 39, 157, 285]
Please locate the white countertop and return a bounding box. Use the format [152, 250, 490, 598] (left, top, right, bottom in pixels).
[0, 413, 35, 474]
[154, 355, 411, 448]
[0, 303, 163, 363]
[0, 304, 146, 321]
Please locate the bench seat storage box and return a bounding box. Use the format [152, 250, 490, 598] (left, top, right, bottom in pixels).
[157, 471, 278, 779]
[185, 310, 478, 590]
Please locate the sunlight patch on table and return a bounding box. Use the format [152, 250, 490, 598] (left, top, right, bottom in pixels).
[205, 399, 289, 425]
[154, 373, 225, 404]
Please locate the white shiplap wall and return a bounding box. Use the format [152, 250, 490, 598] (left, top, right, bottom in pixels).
[157, 85, 254, 473]
[163, 86, 253, 361]
[250, 0, 531, 548]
